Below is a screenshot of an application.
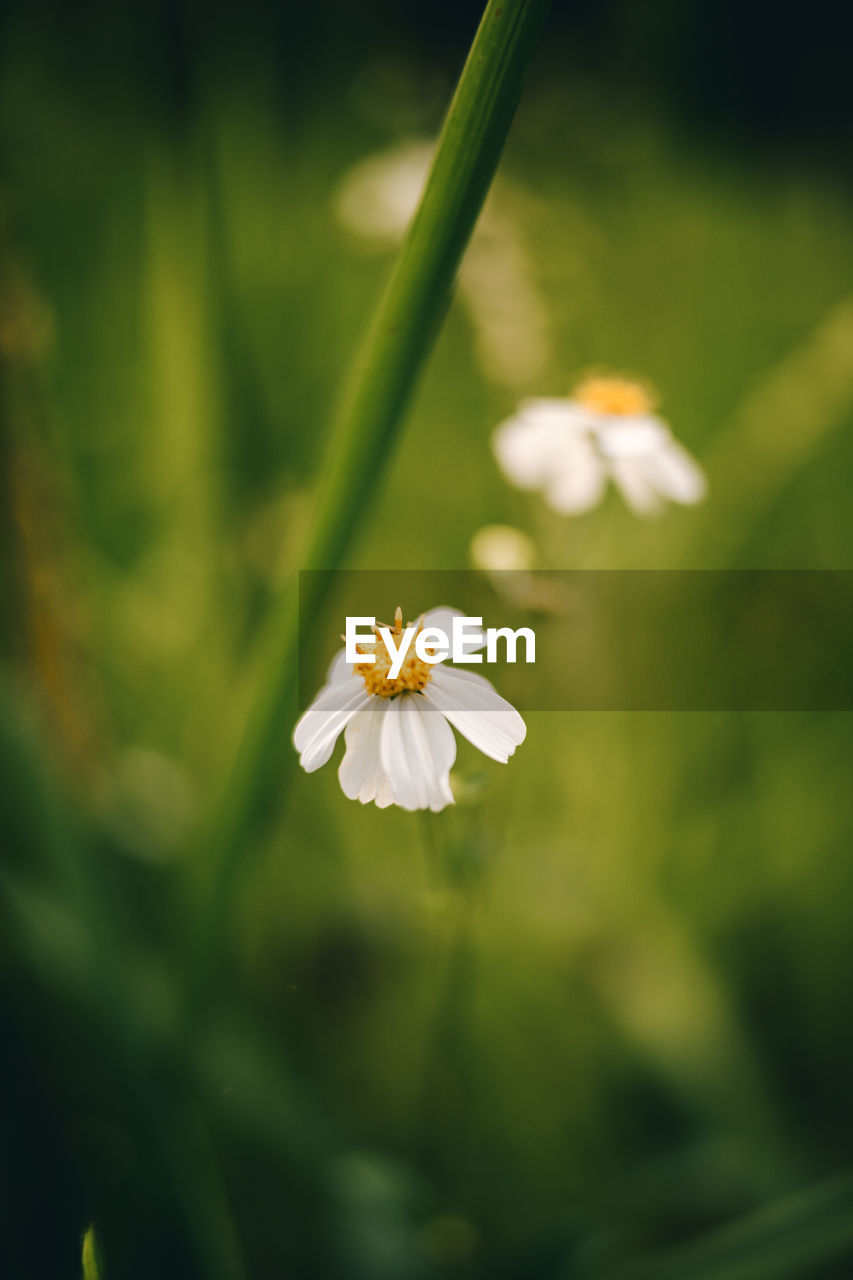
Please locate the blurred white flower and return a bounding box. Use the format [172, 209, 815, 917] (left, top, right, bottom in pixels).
[334, 138, 435, 243]
[493, 375, 707, 516]
[334, 138, 550, 388]
[293, 607, 526, 813]
[469, 524, 548, 610]
[470, 524, 537, 572]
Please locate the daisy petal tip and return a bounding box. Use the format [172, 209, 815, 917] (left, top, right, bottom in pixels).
[429, 798, 454, 814]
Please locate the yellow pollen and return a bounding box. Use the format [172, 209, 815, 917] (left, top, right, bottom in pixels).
[353, 605, 435, 698]
[573, 375, 655, 417]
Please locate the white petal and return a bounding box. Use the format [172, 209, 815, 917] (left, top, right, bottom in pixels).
[516, 398, 593, 430]
[326, 647, 355, 684]
[293, 678, 371, 772]
[422, 606, 464, 632]
[544, 437, 607, 514]
[380, 694, 456, 812]
[492, 404, 583, 490]
[375, 775, 395, 808]
[379, 699, 421, 811]
[415, 698, 456, 811]
[608, 457, 664, 517]
[422, 606, 486, 655]
[338, 700, 389, 803]
[643, 439, 707, 505]
[596, 414, 671, 459]
[424, 666, 526, 764]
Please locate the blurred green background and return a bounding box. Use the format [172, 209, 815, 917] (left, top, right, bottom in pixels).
[3, 1, 853, 1277]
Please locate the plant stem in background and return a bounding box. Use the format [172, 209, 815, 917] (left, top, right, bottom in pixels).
[194, 0, 552, 971]
[81, 1225, 104, 1280]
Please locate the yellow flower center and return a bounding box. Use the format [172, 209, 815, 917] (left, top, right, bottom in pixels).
[353, 606, 435, 698]
[573, 375, 655, 417]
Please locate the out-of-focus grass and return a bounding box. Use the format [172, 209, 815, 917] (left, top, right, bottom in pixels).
[3, 23, 853, 1280]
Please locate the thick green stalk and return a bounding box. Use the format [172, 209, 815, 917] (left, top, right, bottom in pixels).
[304, 0, 551, 575]
[195, 0, 551, 955]
[81, 1225, 105, 1280]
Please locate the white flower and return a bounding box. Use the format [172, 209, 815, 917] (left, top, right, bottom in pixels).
[334, 138, 435, 243]
[469, 524, 537, 573]
[493, 375, 707, 517]
[293, 607, 526, 813]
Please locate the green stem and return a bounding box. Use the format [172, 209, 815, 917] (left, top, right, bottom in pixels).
[304, 0, 551, 575]
[194, 0, 551, 966]
[81, 1225, 105, 1280]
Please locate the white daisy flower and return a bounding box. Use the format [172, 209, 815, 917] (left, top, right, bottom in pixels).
[293, 607, 526, 813]
[493, 375, 707, 517]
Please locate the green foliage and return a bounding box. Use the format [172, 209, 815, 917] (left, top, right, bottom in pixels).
[2, 0, 853, 1277]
